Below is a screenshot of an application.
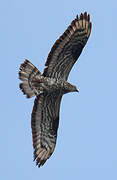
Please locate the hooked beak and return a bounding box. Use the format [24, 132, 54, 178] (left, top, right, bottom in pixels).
[74, 86, 79, 92]
[76, 88, 79, 92]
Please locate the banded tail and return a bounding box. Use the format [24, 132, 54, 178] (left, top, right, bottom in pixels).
[19, 59, 42, 98]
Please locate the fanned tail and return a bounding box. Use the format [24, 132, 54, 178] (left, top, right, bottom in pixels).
[19, 59, 41, 98]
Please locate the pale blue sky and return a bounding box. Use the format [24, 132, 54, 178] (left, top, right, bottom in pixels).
[1, 0, 117, 179]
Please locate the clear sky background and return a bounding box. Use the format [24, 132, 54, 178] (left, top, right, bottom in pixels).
[1, 0, 117, 179]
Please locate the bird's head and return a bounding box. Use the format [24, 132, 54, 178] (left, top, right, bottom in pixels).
[63, 81, 79, 94]
[71, 85, 79, 92]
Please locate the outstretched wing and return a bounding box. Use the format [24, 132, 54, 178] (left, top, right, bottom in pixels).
[43, 12, 92, 80]
[31, 92, 62, 167]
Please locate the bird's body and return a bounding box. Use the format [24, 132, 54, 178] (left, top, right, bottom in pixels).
[19, 12, 92, 167]
[20, 60, 78, 96]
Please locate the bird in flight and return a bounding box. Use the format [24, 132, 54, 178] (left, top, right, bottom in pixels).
[19, 12, 92, 167]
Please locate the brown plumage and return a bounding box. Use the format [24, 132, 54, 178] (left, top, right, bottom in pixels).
[19, 12, 92, 167]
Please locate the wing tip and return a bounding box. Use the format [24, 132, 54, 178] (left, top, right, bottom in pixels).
[78, 12, 90, 20]
[74, 12, 92, 37]
[33, 147, 50, 168]
[70, 12, 92, 34]
[76, 12, 90, 20]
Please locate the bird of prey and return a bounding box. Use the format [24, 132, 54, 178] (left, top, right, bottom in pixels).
[19, 12, 92, 167]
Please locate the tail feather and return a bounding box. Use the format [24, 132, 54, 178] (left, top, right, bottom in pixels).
[19, 59, 41, 98]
